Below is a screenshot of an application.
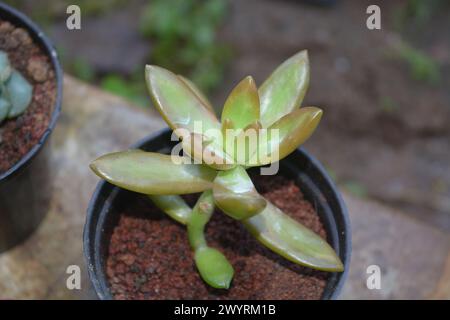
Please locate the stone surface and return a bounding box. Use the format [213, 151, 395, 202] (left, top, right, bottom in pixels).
[0, 76, 448, 299]
[0, 76, 164, 299]
[340, 194, 450, 300]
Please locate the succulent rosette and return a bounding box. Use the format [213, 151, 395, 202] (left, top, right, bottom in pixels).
[90, 50, 343, 289]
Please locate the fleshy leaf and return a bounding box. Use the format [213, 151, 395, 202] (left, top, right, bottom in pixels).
[259, 50, 309, 127]
[90, 150, 216, 195]
[194, 247, 234, 289]
[221, 117, 235, 135]
[221, 76, 260, 130]
[188, 190, 215, 249]
[247, 107, 322, 166]
[221, 118, 237, 160]
[178, 75, 215, 113]
[188, 191, 235, 289]
[148, 195, 192, 225]
[243, 202, 344, 272]
[233, 120, 262, 165]
[145, 65, 220, 138]
[182, 132, 235, 170]
[242, 120, 262, 132]
[6, 70, 33, 118]
[213, 166, 266, 220]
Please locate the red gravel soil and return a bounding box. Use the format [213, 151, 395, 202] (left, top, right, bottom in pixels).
[0, 20, 56, 173]
[106, 175, 330, 300]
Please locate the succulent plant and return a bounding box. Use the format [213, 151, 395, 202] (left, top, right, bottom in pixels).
[90, 50, 343, 289]
[0, 50, 33, 123]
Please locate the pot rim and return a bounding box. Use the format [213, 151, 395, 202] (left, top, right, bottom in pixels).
[84, 128, 351, 300]
[0, 2, 63, 183]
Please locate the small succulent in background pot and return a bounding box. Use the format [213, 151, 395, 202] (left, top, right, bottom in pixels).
[89, 50, 346, 291]
[0, 3, 62, 252]
[0, 50, 33, 123]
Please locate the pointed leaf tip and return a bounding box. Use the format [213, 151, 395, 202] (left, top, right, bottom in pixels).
[145, 64, 220, 136]
[243, 201, 344, 272]
[222, 75, 260, 130]
[259, 50, 310, 127]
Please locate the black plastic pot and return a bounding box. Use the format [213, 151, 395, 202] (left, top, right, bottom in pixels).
[84, 129, 351, 300]
[0, 3, 63, 252]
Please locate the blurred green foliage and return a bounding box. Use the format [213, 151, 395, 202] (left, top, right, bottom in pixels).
[379, 96, 399, 114]
[393, 0, 448, 30]
[69, 58, 96, 82]
[139, 0, 231, 93]
[4, 0, 232, 106]
[342, 181, 368, 198]
[100, 72, 148, 107]
[390, 0, 445, 86]
[397, 44, 440, 85]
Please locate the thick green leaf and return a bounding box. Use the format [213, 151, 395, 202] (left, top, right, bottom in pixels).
[221, 117, 235, 133]
[146, 65, 233, 169]
[221, 118, 237, 161]
[243, 202, 344, 272]
[178, 75, 215, 113]
[221, 76, 260, 130]
[188, 191, 235, 289]
[148, 195, 192, 225]
[213, 166, 266, 220]
[195, 247, 234, 289]
[145, 65, 220, 137]
[247, 107, 322, 166]
[188, 190, 215, 249]
[90, 150, 216, 195]
[259, 50, 309, 127]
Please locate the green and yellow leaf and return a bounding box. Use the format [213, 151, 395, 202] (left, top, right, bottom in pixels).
[259, 50, 309, 127]
[90, 150, 216, 195]
[221, 76, 260, 130]
[213, 166, 266, 220]
[243, 201, 344, 272]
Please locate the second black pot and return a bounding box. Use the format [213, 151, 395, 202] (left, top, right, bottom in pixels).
[0, 3, 63, 252]
[84, 129, 351, 300]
